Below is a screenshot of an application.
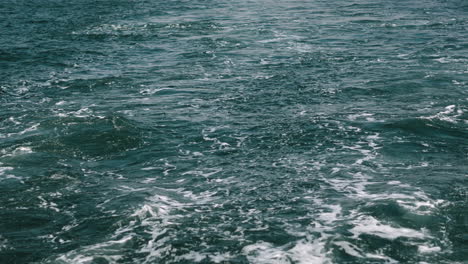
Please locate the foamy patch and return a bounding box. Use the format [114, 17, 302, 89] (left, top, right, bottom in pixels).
[317, 204, 342, 224]
[13, 146, 33, 155]
[342, 134, 380, 165]
[339, 180, 441, 215]
[0, 146, 33, 158]
[49, 189, 201, 264]
[328, 175, 435, 205]
[334, 241, 363, 258]
[387, 180, 401, 185]
[137, 195, 195, 263]
[0, 164, 22, 182]
[434, 57, 467, 64]
[55, 236, 132, 264]
[364, 253, 398, 263]
[38, 195, 60, 212]
[54, 106, 105, 119]
[242, 242, 294, 264]
[421, 104, 464, 123]
[8, 116, 21, 125]
[397, 197, 446, 214]
[139, 87, 172, 95]
[176, 251, 207, 262]
[181, 168, 222, 179]
[202, 126, 236, 150]
[350, 216, 428, 240]
[135, 189, 218, 263]
[209, 252, 233, 263]
[74, 22, 157, 37]
[348, 113, 373, 121]
[246, 202, 336, 263]
[288, 240, 332, 264]
[3, 123, 39, 138]
[175, 251, 233, 263]
[310, 127, 449, 261]
[418, 245, 441, 253]
[336, 241, 399, 262]
[340, 245, 398, 263]
[242, 239, 332, 264]
[0, 165, 13, 175]
[0, 235, 9, 251]
[287, 42, 314, 53]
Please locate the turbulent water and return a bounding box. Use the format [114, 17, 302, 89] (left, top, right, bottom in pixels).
[1, 0, 467, 263]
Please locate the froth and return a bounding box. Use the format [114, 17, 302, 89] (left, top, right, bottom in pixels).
[350, 216, 428, 240]
[242, 240, 332, 264]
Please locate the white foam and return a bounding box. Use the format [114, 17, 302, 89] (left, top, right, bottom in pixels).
[310, 127, 450, 261]
[3, 123, 39, 138]
[38, 195, 60, 212]
[287, 42, 314, 53]
[0, 164, 22, 182]
[202, 127, 234, 150]
[434, 57, 466, 64]
[242, 242, 293, 264]
[181, 168, 222, 179]
[141, 178, 156, 184]
[418, 245, 441, 253]
[387, 180, 401, 185]
[8, 117, 21, 125]
[333, 241, 363, 258]
[288, 240, 332, 264]
[13, 146, 33, 155]
[48, 189, 202, 263]
[209, 252, 233, 263]
[139, 87, 172, 95]
[0, 235, 9, 251]
[0, 146, 33, 158]
[176, 251, 207, 262]
[347, 113, 373, 121]
[364, 253, 398, 263]
[242, 238, 332, 264]
[54, 105, 105, 119]
[141, 166, 158, 171]
[173, 251, 233, 263]
[329, 176, 441, 216]
[350, 216, 427, 240]
[317, 204, 342, 224]
[0, 165, 13, 175]
[55, 236, 132, 264]
[421, 104, 464, 123]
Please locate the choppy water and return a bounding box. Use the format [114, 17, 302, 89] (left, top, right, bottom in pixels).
[1, 0, 467, 263]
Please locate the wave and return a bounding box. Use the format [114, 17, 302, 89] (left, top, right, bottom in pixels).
[383, 106, 467, 141]
[35, 115, 145, 160]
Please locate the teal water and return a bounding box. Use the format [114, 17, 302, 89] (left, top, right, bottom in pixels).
[1, 0, 467, 263]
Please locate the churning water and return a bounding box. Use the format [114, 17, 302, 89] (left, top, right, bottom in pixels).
[1, 0, 467, 263]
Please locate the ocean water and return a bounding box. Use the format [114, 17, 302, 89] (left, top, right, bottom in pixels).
[1, 0, 467, 263]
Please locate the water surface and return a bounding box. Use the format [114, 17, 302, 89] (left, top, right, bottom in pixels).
[1, 0, 467, 263]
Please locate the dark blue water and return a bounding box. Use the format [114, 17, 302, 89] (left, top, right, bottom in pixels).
[1, 0, 467, 263]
